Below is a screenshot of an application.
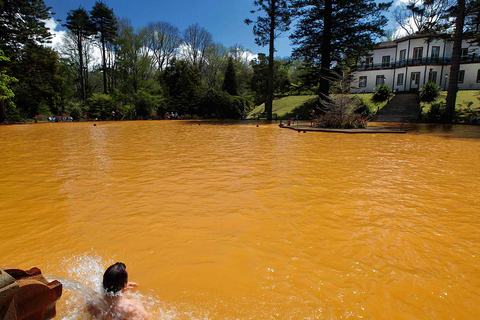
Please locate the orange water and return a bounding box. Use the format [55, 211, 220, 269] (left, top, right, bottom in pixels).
[1, 121, 480, 319]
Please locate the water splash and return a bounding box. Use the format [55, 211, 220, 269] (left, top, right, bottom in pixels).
[45, 253, 176, 319]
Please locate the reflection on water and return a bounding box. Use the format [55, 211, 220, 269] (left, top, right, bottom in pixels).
[1, 121, 480, 319]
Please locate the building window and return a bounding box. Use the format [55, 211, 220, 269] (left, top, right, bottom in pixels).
[382, 56, 390, 68]
[399, 49, 406, 61]
[477, 70, 480, 83]
[461, 48, 469, 62]
[458, 70, 465, 83]
[365, 57, 373, 69]
[397, 73, 404, 86]
[431, 46, 440, 58]
[359, 76, 367, 87]
[413, 47, 423, 59]
[428, 71, 437, 83]
[376, 75, 385, 86]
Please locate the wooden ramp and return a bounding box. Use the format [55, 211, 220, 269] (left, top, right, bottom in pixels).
[283, 125, 406, 134]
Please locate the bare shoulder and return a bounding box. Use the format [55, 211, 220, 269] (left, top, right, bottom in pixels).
[117, 297, 150, 320]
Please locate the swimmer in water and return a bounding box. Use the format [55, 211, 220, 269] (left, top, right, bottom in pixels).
[87, 262, 149, 319]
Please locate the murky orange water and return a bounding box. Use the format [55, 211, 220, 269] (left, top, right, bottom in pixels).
[1, 121, 480, 319]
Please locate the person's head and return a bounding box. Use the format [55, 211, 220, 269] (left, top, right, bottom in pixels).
[103, 262, 128, 293]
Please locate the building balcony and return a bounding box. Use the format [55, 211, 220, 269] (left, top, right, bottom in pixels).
[355, 56, 480, 71]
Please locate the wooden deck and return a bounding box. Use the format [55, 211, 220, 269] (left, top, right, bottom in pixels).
[282, 125, 407, 134]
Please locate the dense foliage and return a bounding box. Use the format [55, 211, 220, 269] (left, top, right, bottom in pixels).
[371, 85, 392, 103]
[290, 0, 391, 101]
[0, 51, 18, 123]
[420, 82, 440, 103]
[2, 0, 464, 124]
[245, 0, 291, 120]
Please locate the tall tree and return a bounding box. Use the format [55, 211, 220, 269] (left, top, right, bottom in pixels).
[13, 45, 63, 117]
[0, 50, 18, 123]
[203, 42, 228, 89]
[290, 0, 390, 103]
[228, 45, 255, 95]
[0, 0, 53, 57]
[223, 57, 238, 95]
[245, 0, 290, 120]
[393, 0, 453, 35]
[182, 23, 213, 72]
[161, 58, 202, 115]
[145, 21, 182, 72]
[61, 30, 96, 101]
[250, 53, 290, 106]
[466, 0, 480, 32]
[445, 0, 466, 121]
[116, 20, 155, 100]
[90, 1, 117, 94]
[64, 7, 94, 100]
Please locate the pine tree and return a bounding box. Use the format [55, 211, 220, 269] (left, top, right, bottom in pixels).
[223, 57, 238, 95]
[64, 7, 94, 101]
[290, 0, 390, 104]
[90, 1, 117, 94]
[245, 0, 291, 120]
[0, 0, 53, 57]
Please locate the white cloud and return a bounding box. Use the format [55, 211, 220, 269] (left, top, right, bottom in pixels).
[44, 18, 66, 51]
[392, 0, 410, 8]
[241, 50, 258, 62]
[43, 17, 101, 67]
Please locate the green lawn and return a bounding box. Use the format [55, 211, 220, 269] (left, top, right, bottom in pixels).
[422, 90, 480, 112]
[248, 95, 315, 119]
[247, 94, 389, 119]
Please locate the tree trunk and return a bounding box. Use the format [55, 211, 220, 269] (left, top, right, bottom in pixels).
[102, 34, 108, 94]
[77, 32, 85, 101]
[445, 0, 465, 121]
[266, 0, 276, 121]
[0, 100, 7, 124]
[319, 0, 333, 107]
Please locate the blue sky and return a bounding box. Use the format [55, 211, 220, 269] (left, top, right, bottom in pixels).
[44, 0, 400, 58]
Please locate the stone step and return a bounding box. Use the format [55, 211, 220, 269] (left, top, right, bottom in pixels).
[372, 93, 420, 122]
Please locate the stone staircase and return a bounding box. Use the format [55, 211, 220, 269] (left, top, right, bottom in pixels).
[372, 93, 421, 122]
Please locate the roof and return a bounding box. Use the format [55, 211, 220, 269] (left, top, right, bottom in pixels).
[373, 33, 453, 49]
[375, 41, 396, 49]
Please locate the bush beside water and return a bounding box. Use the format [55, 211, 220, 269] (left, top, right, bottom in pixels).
[420, 82, 440, 103]
[371, 85, 392, 103]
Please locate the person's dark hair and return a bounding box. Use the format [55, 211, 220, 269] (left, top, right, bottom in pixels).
[103, 262, 128, 293]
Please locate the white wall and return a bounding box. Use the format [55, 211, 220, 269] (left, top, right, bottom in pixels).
[352, 36, 480, 93]
[372, 47, 396, 65]
[352, 69, 394, 93]
[458, 64, 480, 90]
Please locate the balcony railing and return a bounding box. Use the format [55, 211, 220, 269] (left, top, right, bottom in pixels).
[355, 56, 480, 71]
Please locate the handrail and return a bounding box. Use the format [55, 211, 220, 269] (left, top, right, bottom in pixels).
[355, 55, 479, 71]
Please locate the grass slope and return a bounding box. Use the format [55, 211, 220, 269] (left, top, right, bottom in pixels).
[248, 94, 386, 119]
[422, 90, 480, 112]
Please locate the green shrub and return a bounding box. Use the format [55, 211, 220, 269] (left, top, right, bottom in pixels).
[425, 102, 448, 123]
[198, 89, 242, 119]
[85, 94, 116, 120]
[457, 100, 480, 124]
[353, 99, 374, 117]
[371, 85, 392, 103]
[123, 105, 135, 120]
[315, 113, 368, 129]
[66, 102, 83, 120]
[134, 91, 163, 119]
[420, 82, 440, 103]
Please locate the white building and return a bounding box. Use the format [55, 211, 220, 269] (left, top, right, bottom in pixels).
[352, 33, 480, 93]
